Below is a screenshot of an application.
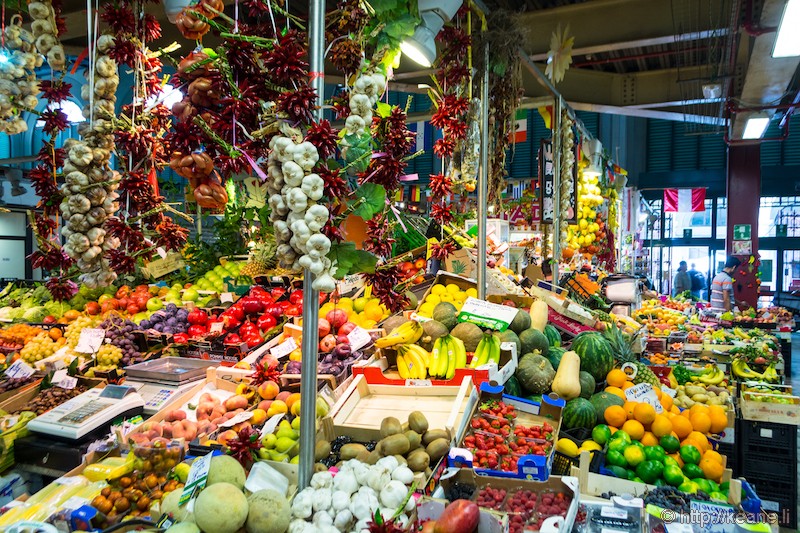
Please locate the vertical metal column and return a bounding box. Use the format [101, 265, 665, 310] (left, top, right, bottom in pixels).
[477, 44, 489, 299]
[298, 0, 324, 490]
[551, 96, 562, 282]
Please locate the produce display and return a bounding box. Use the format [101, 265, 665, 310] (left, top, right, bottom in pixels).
[17, 384, 89, 415]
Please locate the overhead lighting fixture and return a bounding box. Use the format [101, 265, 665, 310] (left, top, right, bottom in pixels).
[582, 138, 603, 178]
[702, 83, 722, 99]
[773, 0, 800, 58]
[401, 0, 462, 67]
[742, 113, 771, 139]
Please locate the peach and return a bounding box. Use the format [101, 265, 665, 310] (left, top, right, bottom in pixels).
[165, 410, 187, 422]
[232, 422, 252, 432]
[258, 400, 273, 412]
[285, 393, 301, 412]
[217, 430, 238, 446]
[224, 395, 249, 411]
[199, 393, 219, 404]
[257, 381, 280, 400]
[128, 433, 149, 446]
[276, 391, 292, 403]
[250, 409, 267, 425]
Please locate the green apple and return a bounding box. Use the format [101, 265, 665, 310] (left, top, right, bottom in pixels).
[183, 288, 199, 302]
[257, 448, 270, 460]
[166, 289, 181, 300]
[171, 283, 183, 292]
[213, 266, 226, 276]
[132, 312, 148, 324]
[146, 297, 163, 312]
[316, 396, 330, 418]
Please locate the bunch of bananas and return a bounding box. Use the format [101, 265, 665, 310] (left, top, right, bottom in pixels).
[396, 344, 430, 379]
[689, 366, 725, 385]
[470, 333, 501, 368]
[429, 335, 467, 380]
[732, 359, 779, 383]
[375, 320, 423, 348]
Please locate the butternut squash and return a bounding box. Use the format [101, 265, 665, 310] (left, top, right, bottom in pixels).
[551, 350, 581, 400]
[529, 299, 549, 332]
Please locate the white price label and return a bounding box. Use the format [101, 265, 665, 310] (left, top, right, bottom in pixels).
[457, 297, 519, 331]
[405, 379, 432, 387]
[661, 385, 677, 398]
[347, 327, 372, 351]
[75, 328, 105, 354]
[156, 247, 168, 259]
[624, 383, 663, 413]
[4, 359, 35, 379]
[180, 451, 214, 505]
[57, 376, 78, 390]
[209, 322, 224, 334]
[408, 313, 431, 323]
[220, 411, 253, 428]
[220, 292, 235, 303]
[600, 507, 628, 519]
[259, 413, 285, 439]
[270, 337, 298, 358]
[61, 496, 88, 510]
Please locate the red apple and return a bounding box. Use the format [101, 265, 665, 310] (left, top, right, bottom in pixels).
[336, 334, 350, 344]
[319, 334, 337, 353]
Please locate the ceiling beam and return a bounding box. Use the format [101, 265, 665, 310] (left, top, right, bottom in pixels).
[519, 0, 728, 57]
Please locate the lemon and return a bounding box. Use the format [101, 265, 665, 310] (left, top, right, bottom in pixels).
[466, 288, 478, 298]
[556, 438, 579, 457]
[446, 283, 461, 294]
[580, 440, 602, 452]
[426, 294, 441, 305]
[353, 297, 369, 313]
[431, 284, 446, 295]
[439, 294, 454, 302]
[418, 302, 435, 316]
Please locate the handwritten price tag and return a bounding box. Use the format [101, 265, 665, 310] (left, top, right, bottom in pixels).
[220, 293, 235, 303]
[220, 411, 253, 428]
[259, 413, 285, 439]
[624, 383, 664, 413]
[209, 322, 224, 334]
[75, 328, 105, 354]
[347, 327, 372, 351]
[180, 451, 213, 505]
[4, 360, 34, 379]
[405, 379, 432, 387]
[270, 337, 298, 358]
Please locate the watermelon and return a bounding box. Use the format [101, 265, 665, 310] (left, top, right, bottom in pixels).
[579, 371, 596, 399]
[570, 331, 614, 382]
[519, 328, 549, 357]
[562, 398, 596, 431]
[589, 392, 625, 425]
[543, 324, 561, 347]
[504, 375, 522, 397]
[544, 347, 566, 370]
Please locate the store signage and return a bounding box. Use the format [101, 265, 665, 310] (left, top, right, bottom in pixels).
[683, 229, 692, 239]
[179, 451, 214, 505]
[625, 383, 663, 413]
[732, 240, 752, 255]
[141, 252, 185, 279]
[457, 297, 518, 331]
[75, 328, 105, 354]
[733, 224, 751, 240]
[539, 140, 555, 224]
[776, 224, 788, 237]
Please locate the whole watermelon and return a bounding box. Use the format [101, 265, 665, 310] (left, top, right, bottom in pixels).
[589, 392, 625, 425]
[543, 324, 561, 347]
[570, 331, 614, 382]
[562, 398, 596, 431]
[578, 371, 596, 399]
[504, 375, 522, 397]
[544, 347, 566, 370]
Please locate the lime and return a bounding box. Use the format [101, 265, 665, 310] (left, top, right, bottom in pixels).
[606, 450, 628, 468]
[644, 445, 666, 463]
[719, 481, 730, 493]
[663, 456, 679, 469]
[659, 435, 680, 454]
[632, 476, 644, 484]
[663, 465, 685, 487]
[695, 479, 714, 494]
[611, 430, 631, 444]
[623, 446, 646, 467]
[592, 424, 612, 446]
[636, 460, 664, 484]
[682, 463, 704, 480]
[653, 478, 666, 487]
[605, 465, 629, 479]
[678, 480, 699, 494]
[608, 438, 629, 454]
[679, 445, 701, 465]
[628, 440, 644, 450]
[709, 491, 728, 502]
[707, 480, 720, 493]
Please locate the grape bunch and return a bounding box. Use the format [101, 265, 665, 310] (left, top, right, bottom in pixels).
[138, 304, 189, 335]
[65, 316, 97, 348]
[100, 315, 143, 367]
[644, 486, 710, 514]
[20, 332, 58, 363]
[96, 344, 123, 367]
[0, 375, 37, 393]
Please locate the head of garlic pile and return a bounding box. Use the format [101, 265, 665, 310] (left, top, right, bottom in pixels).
[0, 19, 43, 134]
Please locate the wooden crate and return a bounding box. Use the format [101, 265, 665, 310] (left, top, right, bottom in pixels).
[739, 384, 800, 426]
[328, 374, 476, 443]
[0, 377, 105, 414]
[0, 377, 42, 405]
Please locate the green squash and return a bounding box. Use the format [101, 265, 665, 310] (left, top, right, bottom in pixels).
[515, 353, 555, 395]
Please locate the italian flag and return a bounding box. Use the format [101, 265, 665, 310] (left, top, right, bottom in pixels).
[409, 186, 421, 202]
[663, 188, 706, 212]
[510, 110, 527, 144]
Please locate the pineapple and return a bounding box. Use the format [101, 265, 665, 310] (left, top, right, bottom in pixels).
[603, 321, 660, 387]
[241, 238, 277, 277]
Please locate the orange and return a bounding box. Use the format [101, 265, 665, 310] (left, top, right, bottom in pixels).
[609, 426, 618, 435]
[670, 405, 681, 415]
[671, 415, 693, 439]
[708, 407, 729, 434]
[651, 415, 673, 438]
[660, 394, 673, 411]
[606, 369, 628, 388]
[48, 328, 62, 341]
[285, 393, 302, 411]
[699, 457, 724, 482]
[604, 386, 626, 400]
[703, 450, 724, 465]
[689, 403, 709, 417]
[668, 453, 685, 468]
[653, 388, 663, 400]
[690, 412, 712, 434]
[640, 431, 659, 446]
[688, 432, 710, 452]
[633, 403, 656, 426]
[621, 420, 645, 441]
[623, 402, 637, 420]
[604, 405, 627, 428]
[622, 381, 636, 390]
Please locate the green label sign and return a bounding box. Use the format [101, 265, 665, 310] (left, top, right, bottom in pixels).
[457, 297, 518, 331]
[683, 229, 692, 239]
[776, 224, 788, 238]
[733, 224, 751, 240]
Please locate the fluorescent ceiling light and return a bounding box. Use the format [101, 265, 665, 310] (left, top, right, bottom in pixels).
[773, 0, 800, 58]
[742, 115, 770, 139]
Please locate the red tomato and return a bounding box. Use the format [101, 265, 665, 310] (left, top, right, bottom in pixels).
[126, 304, 140, 315]
[265, 304, 283, 318]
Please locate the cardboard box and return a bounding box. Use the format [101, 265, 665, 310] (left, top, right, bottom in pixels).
[436, 469, 580, 533]
[355, 342, 517, 387]
[328, 374, 476, 443]
[415, 497, 509, 533]
[417, 272, 477, 312]
[487, 294, 535, 309]
[739, 383, 800, 426]
[448, 383, 565, 481]
[547, 308, 595, 336]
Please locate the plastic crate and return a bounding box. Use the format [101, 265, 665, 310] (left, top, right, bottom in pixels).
[738, 419, 798, 455]
[747, 478, 798, 529]
[551, 449, 604, 476]
[740, 456, 797, 483]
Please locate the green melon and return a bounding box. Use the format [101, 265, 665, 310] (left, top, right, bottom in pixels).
[450, 322, 483, 352]
[504, 375, 522, 397]
[509, 310, 531, 335]
[562, 398, 597, 431]
[518, 328, 549, 357]
[543, 324, 561, 347]
[571, 331, 614, 382]
[544, 346, 566, 370]
[432, 302, 458, 330]
[497, 329, 522, 355]
[419, 320, 450, 351]
[589, 392, 625, 425]
[579, 371, 596, 399]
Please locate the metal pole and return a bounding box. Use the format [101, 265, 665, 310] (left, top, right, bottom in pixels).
[552, 97, 562, 282]
[477, 44, 489, 299]
[298, 0, 324, 490]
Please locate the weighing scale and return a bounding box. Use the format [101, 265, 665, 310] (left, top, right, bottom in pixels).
[27, 385, 145, 441]
[122, 357, 219, 415]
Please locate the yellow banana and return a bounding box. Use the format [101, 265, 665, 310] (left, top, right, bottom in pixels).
[437, 336, 452, 378]
[429, 337, 443, 376]
[445, 337, 457, 379]
[375, 320, 423, 348]
[698, 367, 724, 385]
[488, 334, 501, 364]
[396, 354, 411, 379]
[401, 346, 428, 379]
[450, 336, 467, 369]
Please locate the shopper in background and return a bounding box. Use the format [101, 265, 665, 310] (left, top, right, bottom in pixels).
[672, 261, 691, 296]
[688, 263, 705, 299]
[709, 256, 741, 312]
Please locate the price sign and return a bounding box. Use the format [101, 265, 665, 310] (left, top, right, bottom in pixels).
[4, 359, 34, 379]
[347, 327, 372, 351]
[457, 297, 518, 331]
[75, 328, 105, 354]
[220, 411, 253, 428]
[209, 322, 224, 334]
[179, 451, 214, 505]
[405, 379, 432, 387]
[51, 369, 77, 389]
[220, 293, 235, 303]
[661, 385, 677, 398]
[270, 337, 298, 358]
[624, 383, 663, 414]
[539, 140, 555, 224]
